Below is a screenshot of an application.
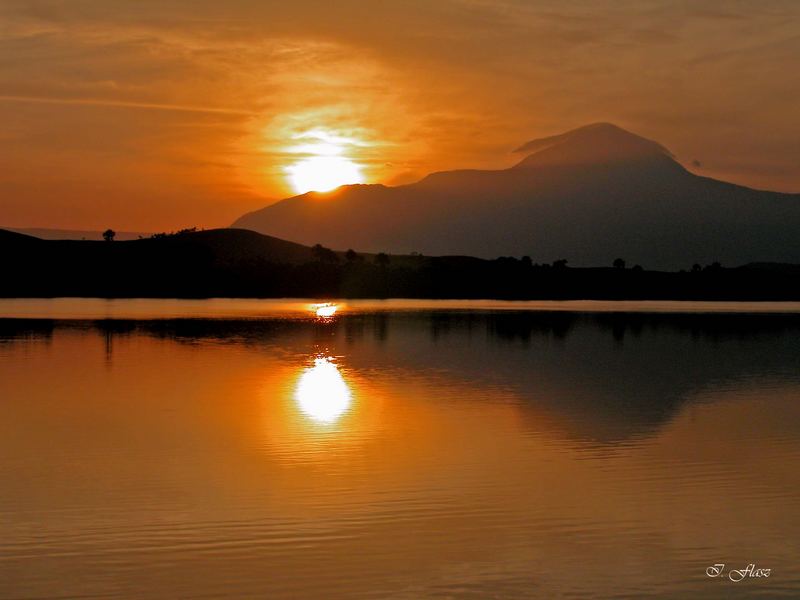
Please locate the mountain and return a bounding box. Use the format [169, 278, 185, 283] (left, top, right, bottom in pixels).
[232, 123, 800, 270]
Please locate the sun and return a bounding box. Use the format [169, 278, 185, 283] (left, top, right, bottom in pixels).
[286, 130, 365, 194]
[288, 156, 363, 194]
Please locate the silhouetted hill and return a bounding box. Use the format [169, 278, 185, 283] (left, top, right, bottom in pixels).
[0, 228, 332, 297]
[3, 227, 152, 241]
[232, 123, 800, 270]
[2, 226, 800, 299]
[0, 228, 42, 244]
[738, 262, 800, 274]
[0, 227, 320, 259]
[134, 228, 320, 264]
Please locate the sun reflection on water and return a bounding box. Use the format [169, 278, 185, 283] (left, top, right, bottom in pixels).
[312, 302, 338, 319]
[294, 357, 351, 424]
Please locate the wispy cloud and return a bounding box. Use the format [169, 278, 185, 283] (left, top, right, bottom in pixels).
[0, 94, 257, 115]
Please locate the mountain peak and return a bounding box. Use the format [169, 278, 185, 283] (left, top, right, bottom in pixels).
[513, 122, 674, 169]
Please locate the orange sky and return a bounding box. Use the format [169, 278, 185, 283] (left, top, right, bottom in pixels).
[1, 0, 799, 231]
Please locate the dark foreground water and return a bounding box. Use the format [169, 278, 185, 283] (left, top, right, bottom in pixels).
[1, 299, 799, 599]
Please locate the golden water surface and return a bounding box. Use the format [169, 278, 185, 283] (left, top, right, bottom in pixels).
[1, 300, 799, 598]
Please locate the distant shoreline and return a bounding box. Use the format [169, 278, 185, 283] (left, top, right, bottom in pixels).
[3, 298, 800, 322]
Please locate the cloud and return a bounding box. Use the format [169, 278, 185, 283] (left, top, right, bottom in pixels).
[0, 95, 256, 115]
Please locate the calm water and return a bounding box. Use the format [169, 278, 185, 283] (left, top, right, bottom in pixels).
[1, 299, 799, 599]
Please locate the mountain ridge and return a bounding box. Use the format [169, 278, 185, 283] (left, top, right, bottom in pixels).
[232, 123, 800, 270]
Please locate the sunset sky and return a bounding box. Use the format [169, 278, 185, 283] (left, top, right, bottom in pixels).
[1, 0, 799, 231]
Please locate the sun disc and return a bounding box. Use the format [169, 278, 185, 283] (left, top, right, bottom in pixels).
[288, 156, 364, 194]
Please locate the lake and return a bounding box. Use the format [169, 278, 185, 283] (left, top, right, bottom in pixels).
[1, 299, 799, 598]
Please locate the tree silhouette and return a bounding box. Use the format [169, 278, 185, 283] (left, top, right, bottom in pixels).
[691, 263, 702, 273]
[312, 243, 339, 263]
[103, 229, 116, 242]
[613, 258, 626, 269]
[552, 258, 568, 269]
[375, 252, 390, 267]
[345, 248, 359, 262]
